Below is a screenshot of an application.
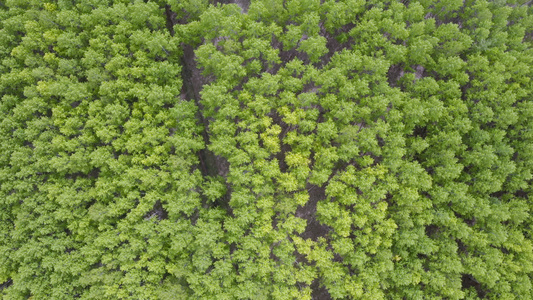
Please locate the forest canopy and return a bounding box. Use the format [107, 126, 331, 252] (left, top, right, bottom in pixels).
[1, 0, 533, 299]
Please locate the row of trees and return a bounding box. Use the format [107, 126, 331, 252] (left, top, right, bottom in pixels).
[1, 0, 533, 299]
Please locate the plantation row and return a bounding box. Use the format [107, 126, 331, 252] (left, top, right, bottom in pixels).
[1, 0, 533, 299]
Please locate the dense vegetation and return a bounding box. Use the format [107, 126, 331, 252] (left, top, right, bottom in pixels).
[1, 0, 533, 299]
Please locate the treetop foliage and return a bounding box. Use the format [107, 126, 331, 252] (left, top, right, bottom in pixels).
[1, 0, 533, 299]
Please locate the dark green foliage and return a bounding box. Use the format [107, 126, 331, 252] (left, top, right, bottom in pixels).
[1, 0, 533, 299]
